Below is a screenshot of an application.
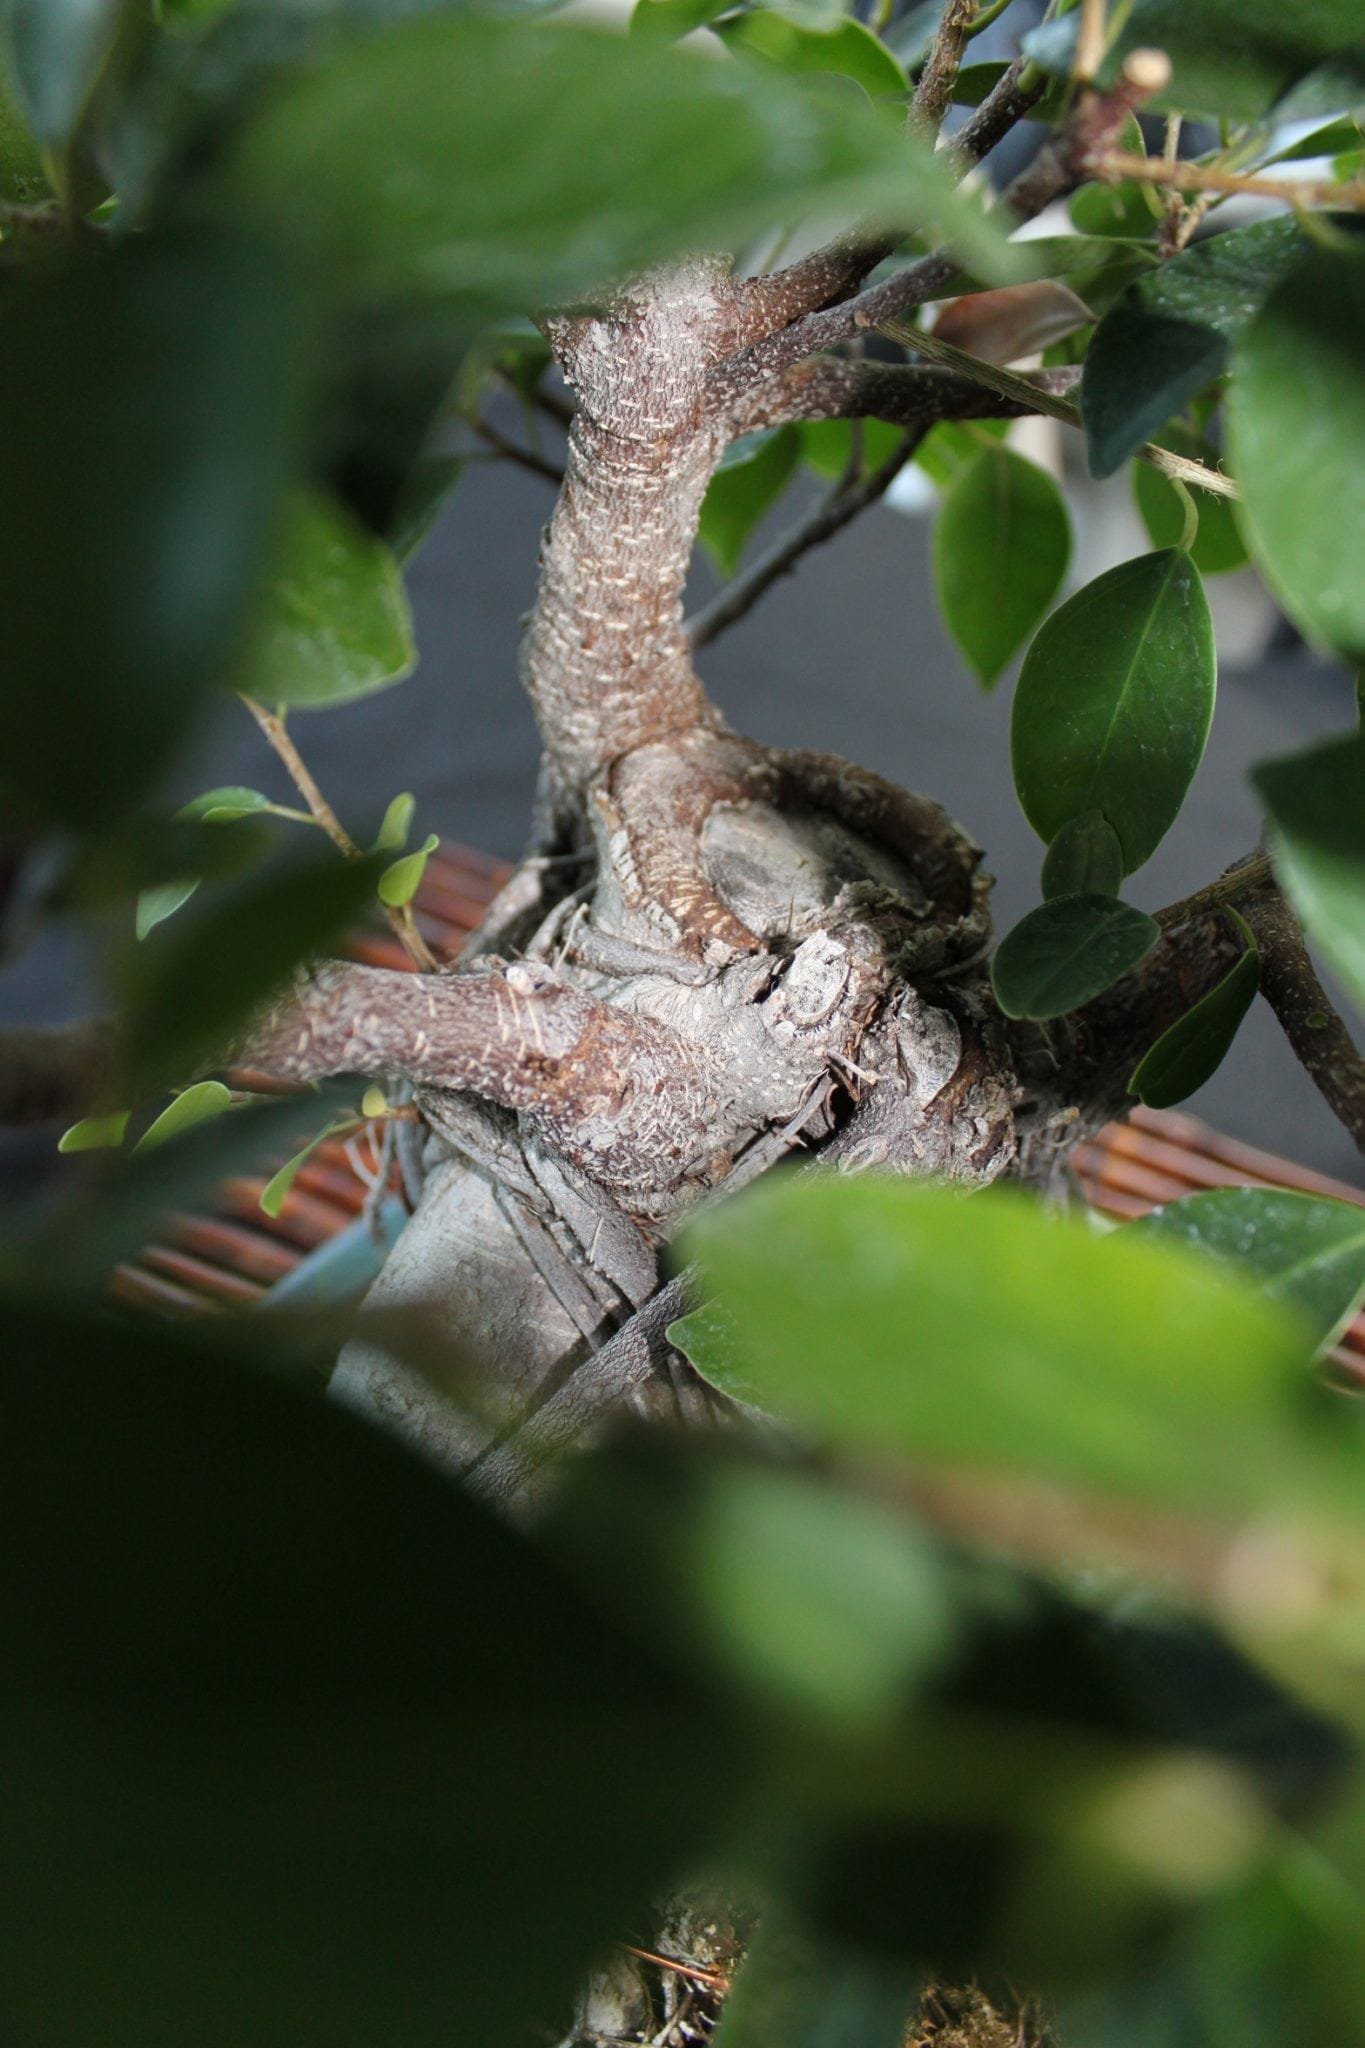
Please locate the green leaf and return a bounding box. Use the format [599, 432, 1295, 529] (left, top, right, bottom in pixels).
[57, 1110, 130, 1154]
[217, 15, 1015, 319]
[133, 1079, 236, 1152]
[1133, 448, 1248, 576]
[1253, 729, 1365, 1014]
[247, 491, 416, 711]
[0, 44, 51, 203]
[1114, 0, 1365, 121]
[0, 0, 143, 200]
[127, 847, 385, 1088]
[377, 831, 438, 909]
[553, 1436, 954, 1737]
[1040, 811, 1125, 900]
[0, 232, 306, 834]
[675, 1173, 1350, 1528]
[699, 428, 801, 579]
[992, 895, 1159, 1020]
[1133, 1189, 1365, 1356]
[1228, 245, 1365, 662]
[1, 1294, 743, 2048]
[1081, 217, 1305, 479]
[715, 12, 907, 101]
[1011, 549, 1216, 875]
[933, 445, 1070, 689]
[135, 876, 201, 940]
[177, 786, 276, 824]
[1069, 180, 1161, 241]
[629, 0, 734, 40]
[1129, 927, 1260, 1108]
[798, 418, 905, 481]
[372, 791, 415, 853]
[259, 1120, 342, 1219]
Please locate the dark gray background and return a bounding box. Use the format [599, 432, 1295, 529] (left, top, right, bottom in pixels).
[4, 447, 1361, 1203]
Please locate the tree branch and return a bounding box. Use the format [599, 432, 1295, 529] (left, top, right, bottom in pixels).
[913, 0, 979, 138]
[736, 356, 1081, 435]
[688, 429, 926, 650]
[237, 959, 720, 1204]
[1241, 888, 1365, 1155]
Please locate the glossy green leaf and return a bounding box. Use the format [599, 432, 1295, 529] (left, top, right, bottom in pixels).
[933, 445, 1070, 689]
[912, 415, 1009, 488]
[675, 1173, 1351, 1526]
[218, 15, 1014, 317]
[1011, 549, 1216, 874]
[372, 791, 415, 852]
[57, 1110, 130, 1154]
[1134, 1189, 1365, 1356]
[1228, 245, 1365, 662]
[1041, 811, 1125, 900]
[1, 1295, 741, 2048]
[699, 427, 801, 579]
[0, 232, 306, 833]
[247, 492, 415, 711]
[127, 848, 385, 1087]
[1082, 217, 1304, 479]
[798, 418, 905, 481]
[133, 1079, 236, 1152]
[178, 786, 275, 824]
[1115, 0, 1365, 120]
[135, 876, 200, 940]
[992, 895, 1159, 1020]
[1133, 450, 1248, 576]
[1253, 730, 1365, 1013]
[715, 12, 907, 101]
[377, 831, 438, 909]
[1129, 929, 1260, 1108]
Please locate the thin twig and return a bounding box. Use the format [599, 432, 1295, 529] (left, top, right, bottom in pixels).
[913, 0, 979, 137]
[687, 430, 925, 649]
[1154, 851, 1273, 932]
[468, 413, 565, 486]
[1074, 0, 1107, 85]
[875, 317, 1241, 498]
[620, 1947, 729, 1992]
[1092, 150, 1365, 210]
[241, 696, 441, 972]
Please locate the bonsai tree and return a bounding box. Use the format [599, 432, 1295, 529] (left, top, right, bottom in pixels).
[2, 1, 1364, 2043]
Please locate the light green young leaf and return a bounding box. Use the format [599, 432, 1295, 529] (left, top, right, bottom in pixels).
[377, 832, 439, 909]
[219, 15, 1016, 317]
[1133, 1189, 1365, 1357]
[992, 895, 1159, 1020]
[372, 792, 415, 853]
[260, 1122, 340, 1218]
[247, 492, 416, 711]
[1129, 926, 1260, 1109]
[178, 786, 276, 823]
[1041, 812, 1124, 900]
[715, 12, 907, 101]
[1228, 245, 1365, 662]
[1253, 730, 1365, 1013]
[699, 427, 801, 579]
[1081, 216, 1304, 479]
[933, 444, 1070, 689]
[134, 1080, 235, 1152]
[58, 1110, 130, 1154]
[1011, 549, 1216, 875]
[675, 1173, 1355, 1528]
[136, 877, 201, 940]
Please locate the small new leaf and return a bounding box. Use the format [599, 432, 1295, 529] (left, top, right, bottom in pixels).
[1041, 812, 1124, 900]
[134, 1080, 235, 1152]
[373, 792, 415, 853]
[58, 1110, 130, 1154]
[378, 832, 439, 909]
